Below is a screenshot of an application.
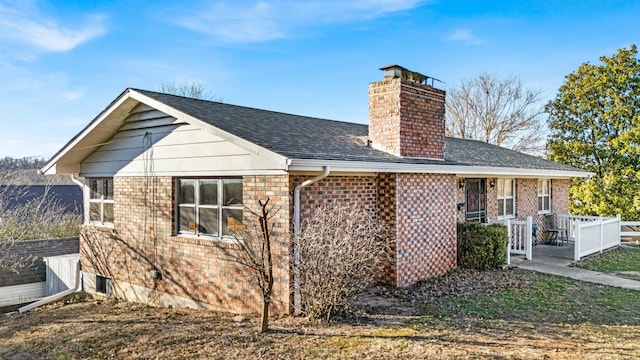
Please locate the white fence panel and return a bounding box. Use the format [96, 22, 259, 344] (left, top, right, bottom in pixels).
[505, 216, 532, 264]
[574, 216, 621, 261]
[621, 221, 640, 238]
[0, 282, 46, 307]
[45, 254, 80, 296]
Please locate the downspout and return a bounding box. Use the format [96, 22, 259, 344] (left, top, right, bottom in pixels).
[70, 174, 84, 188]
[293, 165, 330, 315]
[70, 174, 88, 224]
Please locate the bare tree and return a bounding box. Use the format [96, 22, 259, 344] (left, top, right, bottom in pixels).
[295, 203, 391, 321]
[228, 198, 276, 333]
[159, 81, 223, 102]
[445, 73, 545, 154]
[0, 177, 81, 272]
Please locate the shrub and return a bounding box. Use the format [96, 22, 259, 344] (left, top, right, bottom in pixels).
[295, 203, 391, 321]
[457, 222, 508, 270]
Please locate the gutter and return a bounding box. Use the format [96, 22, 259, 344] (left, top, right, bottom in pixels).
[292, 165, 330, 314]
[19, 260, 81, 313]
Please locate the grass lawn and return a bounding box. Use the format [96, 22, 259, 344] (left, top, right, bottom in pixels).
[1, 269, 639, 359]
[576, 245, 640, 281]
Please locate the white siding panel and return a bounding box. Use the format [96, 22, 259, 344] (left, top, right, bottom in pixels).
[0, 282, 46, 307]
[81, 119, 283, 176]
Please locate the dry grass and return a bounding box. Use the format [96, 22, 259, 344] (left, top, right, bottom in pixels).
[1, 269, 639, 359]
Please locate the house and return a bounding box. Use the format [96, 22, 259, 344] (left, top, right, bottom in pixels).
[41, 65, 590, 314]
[0, 185, 83, 216]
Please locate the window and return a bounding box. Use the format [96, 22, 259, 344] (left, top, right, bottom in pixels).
[176, 178, 243, 238]
[89, 178, 114, 224]
[96, 274, 111, 295]
[497, 178, 515, 218]
[538, 179, 551, 213]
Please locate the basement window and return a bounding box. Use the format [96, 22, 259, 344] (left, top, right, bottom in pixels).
[176, 178, 243, 239]
[95, 274, 112, 295]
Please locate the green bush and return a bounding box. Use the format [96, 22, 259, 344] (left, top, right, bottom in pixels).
[457, 222, 508, 270]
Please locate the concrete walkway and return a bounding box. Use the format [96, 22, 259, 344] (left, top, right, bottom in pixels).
[510, 255, 640, 291]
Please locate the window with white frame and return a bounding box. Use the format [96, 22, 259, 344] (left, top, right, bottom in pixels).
[176, 178, 243, 238]
[497, 178, 515, 218]
[538, 179, 551, 213]
[89, 178, 114, 224]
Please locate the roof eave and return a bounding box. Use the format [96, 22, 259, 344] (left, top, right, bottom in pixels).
[288, 159, 593, 178]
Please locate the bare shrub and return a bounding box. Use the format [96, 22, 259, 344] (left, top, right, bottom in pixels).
[296, 203, 392, 321]
[227, 198, 276, 333]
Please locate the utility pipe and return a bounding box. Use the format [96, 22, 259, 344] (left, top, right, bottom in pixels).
[292, 166, 330, 314]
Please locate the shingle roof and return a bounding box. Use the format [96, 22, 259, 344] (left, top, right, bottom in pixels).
[135, 89, 582, 173]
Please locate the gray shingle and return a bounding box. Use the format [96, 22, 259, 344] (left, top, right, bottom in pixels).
[135, 89, 582, 172]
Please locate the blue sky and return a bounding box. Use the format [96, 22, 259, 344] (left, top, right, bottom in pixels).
[0, 0, 638, 158]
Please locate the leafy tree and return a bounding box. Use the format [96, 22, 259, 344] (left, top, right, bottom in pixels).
[159, 81, 222, 101]
[546, 45, 640, 219]
[446, 73, 545, 154]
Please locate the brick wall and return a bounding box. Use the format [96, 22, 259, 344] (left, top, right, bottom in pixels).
[0, 237, 79, 287]
[80, 175, 291, 315]
[292, 173, 457, 287]
[369, 78, 446, 159]
[392, 173, 457, 286]
[551, 179, 569, 215]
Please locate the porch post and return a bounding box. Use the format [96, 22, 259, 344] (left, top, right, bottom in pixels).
[574, 219, 581, 261]
[525, 216, 532, 260]
[506, 219, 511, 265]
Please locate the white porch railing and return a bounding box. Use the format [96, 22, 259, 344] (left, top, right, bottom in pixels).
[498, 216, 533, 265]
[558, 214, 621, 261]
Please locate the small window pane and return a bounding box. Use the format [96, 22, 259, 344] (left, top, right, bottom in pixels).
[544, 197, 550, 211]
[222, 208, 243, 236]
[179, 205, 196, 233]
[90, 202, 101, 221]
[199, 207, 219, 236]
[180, 180, 195, 205]
[504, 180, 513, 197]
[497, 179, 504, 196]
[498, 199, 505, 217]
[506, 199, 514, 216]
[90, 179, 100, 199]
[199, 180, 218, 205]
[103, 203, 114, 223]
[223, 179, 243, 206]
[103, 178, 114, 200]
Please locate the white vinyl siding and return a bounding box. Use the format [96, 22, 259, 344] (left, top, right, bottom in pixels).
[497, 178, 515, 219]
[80, 103, 283, 177]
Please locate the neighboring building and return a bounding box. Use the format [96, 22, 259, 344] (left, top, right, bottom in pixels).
[41, 65, 590, 315]
[0, 185, 83, 216]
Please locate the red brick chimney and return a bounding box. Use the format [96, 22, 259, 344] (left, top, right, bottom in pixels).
[368, 64, 446, 159]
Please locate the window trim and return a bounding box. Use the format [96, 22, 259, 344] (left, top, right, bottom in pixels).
[87, 177, 114, 226]
[496, 178, 516, 220]
[175, 177, 243, 241]
[537, 179, 552, 214]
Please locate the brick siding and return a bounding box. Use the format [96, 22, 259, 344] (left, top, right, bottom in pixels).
[80, 175, 290, 315]
[292, 173, 457, 287]
[393, 173, 457, 286]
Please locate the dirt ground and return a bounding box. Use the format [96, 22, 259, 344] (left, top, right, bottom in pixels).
[1, 269, 639, 359]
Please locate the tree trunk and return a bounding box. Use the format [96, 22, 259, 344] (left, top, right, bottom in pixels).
[260, 300, 269, 333]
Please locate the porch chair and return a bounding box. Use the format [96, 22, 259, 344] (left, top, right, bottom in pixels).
[544, 213, 568, 245]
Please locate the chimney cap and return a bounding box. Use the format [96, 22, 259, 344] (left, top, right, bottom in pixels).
[379, 64, 429, 85]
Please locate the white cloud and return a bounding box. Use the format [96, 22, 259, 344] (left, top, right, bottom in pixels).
[62, 90, 84, 101]
[173, 0, 425, 43]
[0, 3, 106, 56]
[445, 28, 485, 45]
